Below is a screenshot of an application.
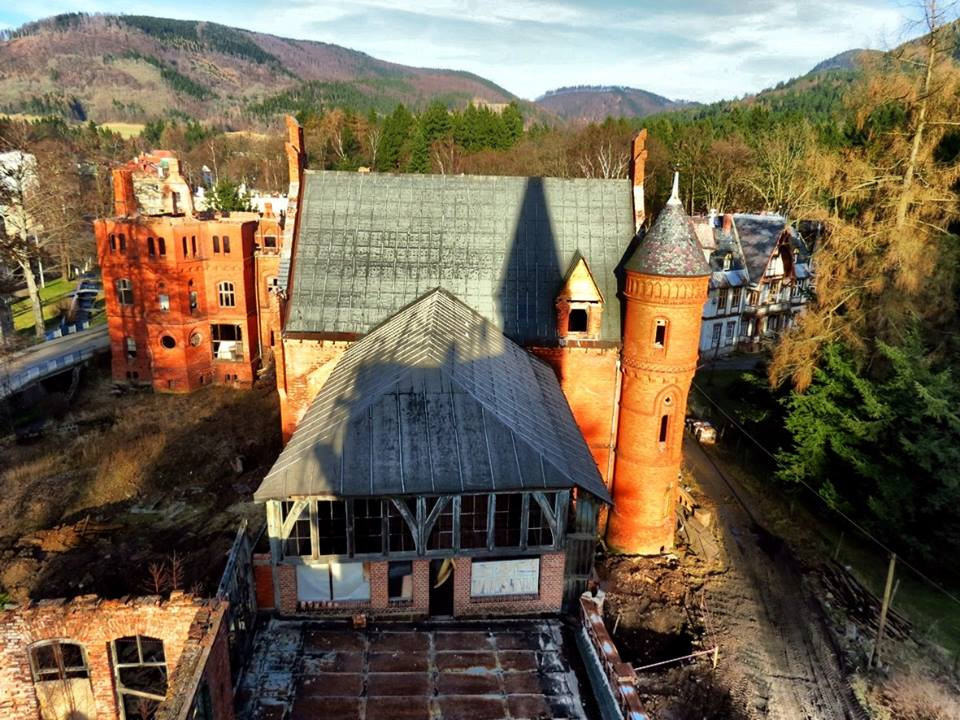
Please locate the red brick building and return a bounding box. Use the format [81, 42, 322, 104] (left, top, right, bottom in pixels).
[0, 593, 233, 720]
[94, 151, 284, 392]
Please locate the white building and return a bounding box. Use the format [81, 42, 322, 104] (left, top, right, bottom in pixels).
[692, 213, 815, 357]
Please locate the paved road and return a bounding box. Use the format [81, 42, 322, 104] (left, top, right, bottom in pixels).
[684, 437, 867, 720]
[0, 325, 109, 398]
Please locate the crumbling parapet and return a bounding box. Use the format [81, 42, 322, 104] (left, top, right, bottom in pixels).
[577, 592, 650, 720]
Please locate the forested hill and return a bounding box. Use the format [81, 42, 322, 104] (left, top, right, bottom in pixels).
[0, 13, 525, 126]
[536, 85, 697, 123]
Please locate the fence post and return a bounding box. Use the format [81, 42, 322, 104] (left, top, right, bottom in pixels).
[870, 553, 897, 669]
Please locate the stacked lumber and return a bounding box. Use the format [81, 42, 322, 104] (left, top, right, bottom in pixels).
[819, 562, 912, 640]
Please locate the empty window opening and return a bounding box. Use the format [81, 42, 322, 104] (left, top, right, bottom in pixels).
[109, 233, 116, 251]
[158, 294, 169, 312]
[567, 308, 588, 333]
[659, 414, 669, 443]
[222, 235, 231, 254]
[654, 319, 667, 347]
[115, 278, 133, 306]
[189, 291, 198, 312]
[317, 500, 348, 556]
[111, 636, 167, 720]
[264, 235, 277, 249]
[460, 494, 489, 549]
[217, 281, 236, 307]
[211, 324, 243, 361]
[213, 236, 220, 254]
[30, 640, 90, 682]
[118, 233, 126, 252]
[158, 237, 166, 256]
[125, 337, 137, 359]
[281, 501, 312, 557]
[191, 236, 197, 257]
[388, 499, 417, 553]
[147, 237, 155, 256]
[181, 237, 188, 257]
[160, 335, 176, 349]
[493, 493, 524, 547]
[388, 561, 413, 601]
[527, 494, 555, 548]
[353, 499, 384, 555]
[426, 497, 454, 550]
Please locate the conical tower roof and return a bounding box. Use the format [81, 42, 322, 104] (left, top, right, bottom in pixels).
[623, 172, 711, 277]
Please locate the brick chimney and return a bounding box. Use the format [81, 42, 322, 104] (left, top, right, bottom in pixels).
[631, 130, 647, 232]
[112, 168, 137, 217]
[722, 213, 733, 234]
[285, 115, 305, 188]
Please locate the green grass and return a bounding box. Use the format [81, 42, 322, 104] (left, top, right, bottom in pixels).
[11, 276, 73, 333]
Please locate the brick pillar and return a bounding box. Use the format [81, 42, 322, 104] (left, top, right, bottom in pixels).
[606, 272, 708, 554]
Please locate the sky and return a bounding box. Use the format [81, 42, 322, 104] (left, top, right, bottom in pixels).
[0, 0, 926, 102]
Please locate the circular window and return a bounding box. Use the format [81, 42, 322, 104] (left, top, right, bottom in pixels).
[160, 335, 176, 349]
[664, 396, 672, 406]
[189, 332, 202, 347]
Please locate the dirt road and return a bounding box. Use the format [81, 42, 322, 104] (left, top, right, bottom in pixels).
[684, 437, 867, 719]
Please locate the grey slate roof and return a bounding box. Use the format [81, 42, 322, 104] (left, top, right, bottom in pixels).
[284, 171, 634, 343]
[255, 288, 610, 503]
[624, 199, 711, 277]
[732, 214, 788, 283]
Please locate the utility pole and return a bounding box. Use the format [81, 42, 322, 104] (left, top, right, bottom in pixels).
[870, 553, 897, 669]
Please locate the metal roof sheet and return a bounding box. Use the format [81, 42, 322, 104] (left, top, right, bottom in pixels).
[255, 288, 610, 503]
[284, 171, 633, 343]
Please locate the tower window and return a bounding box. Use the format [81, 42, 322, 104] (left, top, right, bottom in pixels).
[115, 278, 133, 306]
[182, 236, 188, 257]
[222, 235, 231, 254]
[158, 237, 166, 256]
[147, 237, 155, 256]
[659, 414, 669, 443]
[109, 234, 116, 251]
[217, 281, 236, 307]
[191, 236, 197, 257]
[568, 308, 588, 333]
[264, 235, 277, 249]
[654, 319, 667, 348]
[213, 236, 220, 254]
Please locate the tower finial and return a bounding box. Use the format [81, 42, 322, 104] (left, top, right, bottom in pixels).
[668, 170, 680, 206]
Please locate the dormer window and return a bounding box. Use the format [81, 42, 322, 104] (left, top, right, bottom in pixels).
[556, 253, 604, 341]
[723, 253, 732, 271]
[654, 319, 667, 348]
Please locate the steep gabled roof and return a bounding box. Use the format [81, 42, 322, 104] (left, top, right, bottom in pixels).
[283, 171, 633, 343]
[557, 251, 604, 303]
[623, 176, 711, 278]
[732, 213, 789, 282]
[255, 288, 610, 502]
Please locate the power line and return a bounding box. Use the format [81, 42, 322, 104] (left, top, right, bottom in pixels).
[691, 379, 960, 611]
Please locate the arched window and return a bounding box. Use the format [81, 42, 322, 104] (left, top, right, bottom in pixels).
[118, 233, 126, 252]
[147, 237, 155, 257]
[659, 414, 669, 444]
[217, 281, 236, 307]
[157, 237, 166, 256]
[222, 235, 231, 254]
[191, 236, 197, 257]
[109, 233, 117, 251]
[29, 640, 90, 682]
[111, 635, 167, 719]
[115, 278, 133, 306]
[212, 236, 220, 254]
[181, 236, 188, 257]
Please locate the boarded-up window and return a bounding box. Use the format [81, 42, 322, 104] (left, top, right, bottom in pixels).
[470, 558, 539, 597]
[30, 641, 94, 720]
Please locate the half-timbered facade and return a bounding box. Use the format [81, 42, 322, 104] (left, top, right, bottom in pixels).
[254, 289, 609, 617]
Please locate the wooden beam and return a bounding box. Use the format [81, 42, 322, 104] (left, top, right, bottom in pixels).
[520, 493, 530, 551]
[266, 500, 282, 564]
[416, 497, 426, 552]
[308, 499, 319, 561]
[532, 492, 558, 536]
[452, 496, 461, 551]
[554, 490, 570, 548]
[423, 496, 450, 551]
[279, 498, 309, 539]
[345, 499, 355, 558]
[486, 493, 496, 551]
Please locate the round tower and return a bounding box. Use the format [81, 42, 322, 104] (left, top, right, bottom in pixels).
[606, 174, 711, 555]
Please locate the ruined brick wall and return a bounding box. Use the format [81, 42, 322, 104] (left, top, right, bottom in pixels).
[453, 552, 565, 617]
[252, 554, 275, 610]
[0, 594, 221, 720]
[95, 215, 260, 394]
[277, 337, 350, 442]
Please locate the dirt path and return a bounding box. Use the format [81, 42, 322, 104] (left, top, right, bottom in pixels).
[684, 437, 867, 720]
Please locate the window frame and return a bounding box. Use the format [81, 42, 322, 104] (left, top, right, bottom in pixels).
[217, 281, 236, 308]
[111, 635, 168, 719]
[115, 278, 134, 306]
[28, 639, 90, 683]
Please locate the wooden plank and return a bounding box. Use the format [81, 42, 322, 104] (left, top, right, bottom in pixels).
[486, 493, 496, 551]
[520, 493, 530, 551]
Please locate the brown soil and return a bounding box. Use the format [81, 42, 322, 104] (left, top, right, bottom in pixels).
[0, 367, 280, 603]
